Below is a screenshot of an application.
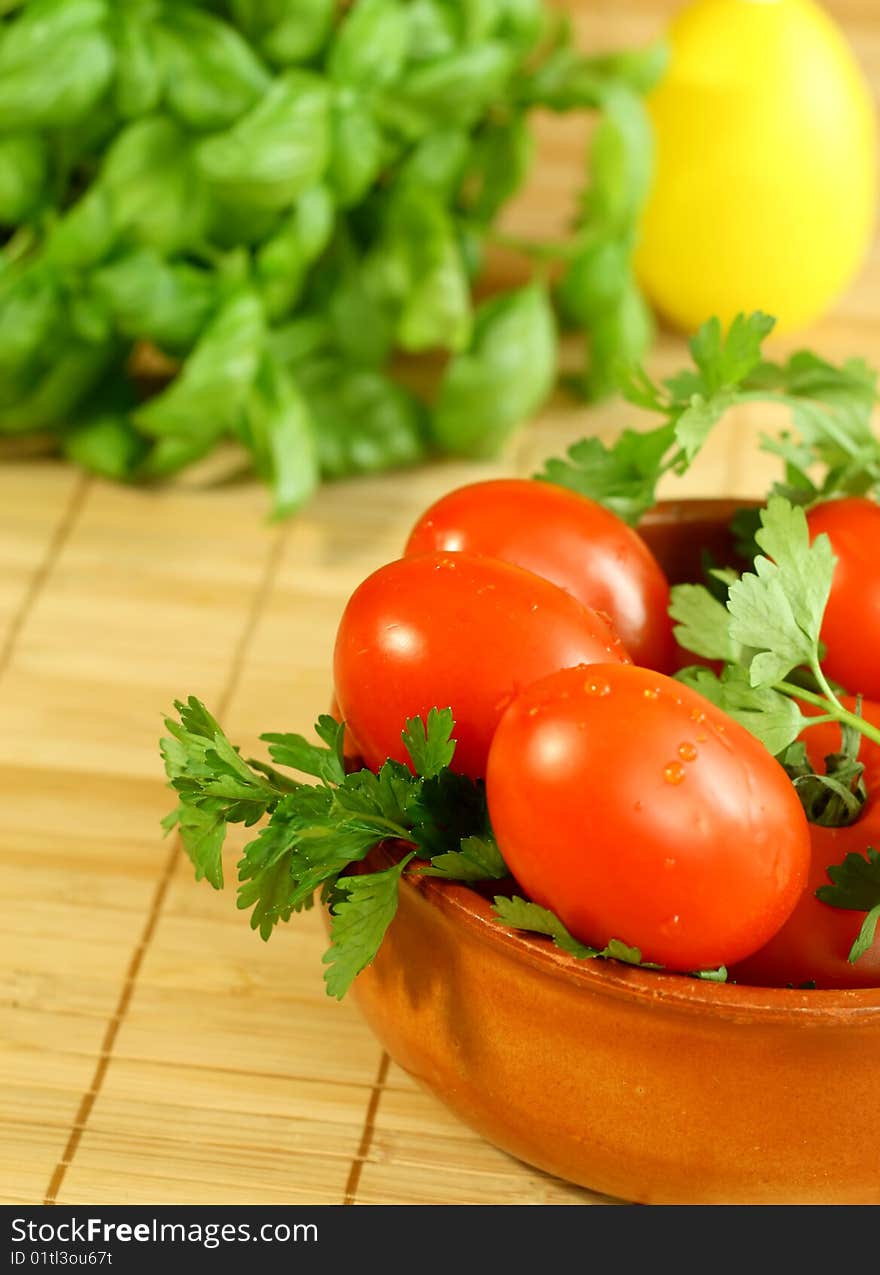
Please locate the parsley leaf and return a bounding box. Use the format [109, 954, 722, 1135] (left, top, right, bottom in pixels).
[537, 422, 674, 525]
[160, 695, 285, 887]
[676, 665, 807, 758]
[420, 835, 508, 882]
[671, 496, 880, 825]
[669, 583, 745, 664]
[539, 311, 880, 522]
[688, 311, 777, 395]
[816, 848, 880, 965]
[728, 496, 835, 686]
[492, 895, 652, 966]
[492, 896, 727, 979]
[406, 768, 492, 858]
[161, 700, 505, 993]
[324, 853, 416, 1000]
[401, 707, 456, 777]
[260, 713, 346, 783]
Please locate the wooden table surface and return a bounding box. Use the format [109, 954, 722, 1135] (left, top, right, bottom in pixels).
[2, 1, 879, 1208]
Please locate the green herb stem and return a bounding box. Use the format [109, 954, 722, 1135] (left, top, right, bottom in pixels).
[808, 656, 847, 716]
[777, 680, 880, 750]
[483, 229, 580, 263]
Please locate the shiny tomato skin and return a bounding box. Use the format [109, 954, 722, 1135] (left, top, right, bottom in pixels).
[806, 497, 880, 698]
[404, 478, 676, 673]
[730, 798, 880, 990]
[486, 663, 811, 971]
[333, 551, 630, 779]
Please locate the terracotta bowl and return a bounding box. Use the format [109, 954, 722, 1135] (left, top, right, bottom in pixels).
[346, 499, 880, 1206]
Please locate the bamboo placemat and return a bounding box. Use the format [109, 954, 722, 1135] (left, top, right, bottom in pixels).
[1, 0, 879, 1210]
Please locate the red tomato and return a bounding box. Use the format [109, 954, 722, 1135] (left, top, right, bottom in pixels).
[730, 798, 880, 990]
[404, 478, 676, 673]
[333, 551, 630, 779]
[806, 497, 880, 698]
[799, 695, 880, 796]
[486, 664, 811, 971]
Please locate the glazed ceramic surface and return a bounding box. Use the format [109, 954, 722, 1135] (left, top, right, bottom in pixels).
[346, 500, 880, 1205]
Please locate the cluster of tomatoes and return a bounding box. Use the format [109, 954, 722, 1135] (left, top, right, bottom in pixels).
[331, 478, 880, 989]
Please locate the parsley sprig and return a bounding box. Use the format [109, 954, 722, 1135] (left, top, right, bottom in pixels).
[671, 496, 880, 827]
[162, 701, 509, 997]
[492, 896, 727, 981]
[538, 311, 880, 524]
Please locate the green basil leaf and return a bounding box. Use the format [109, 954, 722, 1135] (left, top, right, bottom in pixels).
[385, 189, 472, 353]
[495, 0, 545, 49]
[583, 81, 653, 235]
[300, 358, 428, 479]
[255, 224, 307, 324]
[557, 239, 629, 327]
[42, 186, 118, 270]
[0, 265, 62, 407]
[577, 41, 670, 96]
[320, 241, 397, 368]
[197, 70, 331, 214]
[255, 186, 334, 323]
[582, 276, 655, 402]
[431, 283, 557, 457]
[68, 287, 113, 346]
[267, 314, 333, 370]
[231, 0, 336, 67]
[397, 129, 470, 202]
[293, 184, 335, 262]
[377, 42, 515, 138]
[0, 134, 47, 224]
[64, 412, 148, 481]
[328, 89, 386, 209]
[328, 0, 410, 89]
[0, 1, 115, 130]
[100, 116, 211, 255]
[134, 290, 265, 443]
[462, 113, 533, 224]
[0, 338, 115, 436]
[92, 249, 217, 354]
[406, 0, 458, 62]
[113, 7, 163, 119]
[238, 353, 319, 518]
[466, 0, 504, 42]
[156, 7, 271, 131]
[63, 375, 148, 480]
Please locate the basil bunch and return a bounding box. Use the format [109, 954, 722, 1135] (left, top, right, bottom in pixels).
[0, 0, 664, 515]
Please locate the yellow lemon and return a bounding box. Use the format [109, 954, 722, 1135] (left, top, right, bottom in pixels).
[634, 0, 877, 334]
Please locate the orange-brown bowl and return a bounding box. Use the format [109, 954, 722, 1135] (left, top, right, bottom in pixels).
[345, 499, 880, 1206]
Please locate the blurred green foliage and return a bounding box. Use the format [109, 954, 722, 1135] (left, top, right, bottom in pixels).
[0, 0, 665, 515]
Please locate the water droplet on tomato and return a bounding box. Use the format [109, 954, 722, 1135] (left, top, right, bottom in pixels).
[643, 687, 660, 701]
[663, 761, 686, 785]
[584, 675, 611, 696]
[689, 707, 706, 724]
[696, 732, 708, 743]
[678, 742, 698, 762]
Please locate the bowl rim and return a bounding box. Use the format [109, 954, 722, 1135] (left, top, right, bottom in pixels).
[369, 843, 880, 1024]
